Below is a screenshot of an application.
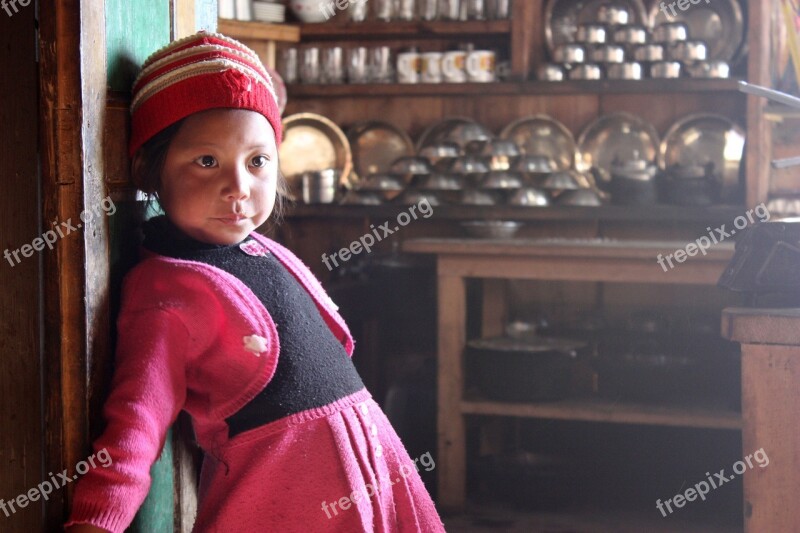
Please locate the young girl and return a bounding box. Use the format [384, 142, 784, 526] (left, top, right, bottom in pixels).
[65, 32, 445, 533]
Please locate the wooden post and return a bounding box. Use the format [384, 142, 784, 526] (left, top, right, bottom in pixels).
[722, 308, 800, 533]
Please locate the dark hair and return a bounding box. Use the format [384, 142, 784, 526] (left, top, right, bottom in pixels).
[131, 117, 289, 227]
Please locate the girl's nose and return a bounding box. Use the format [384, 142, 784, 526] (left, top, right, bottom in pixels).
[222, 165, 251, 201]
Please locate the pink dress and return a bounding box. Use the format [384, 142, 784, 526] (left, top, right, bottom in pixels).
[65, 234, 446, 532]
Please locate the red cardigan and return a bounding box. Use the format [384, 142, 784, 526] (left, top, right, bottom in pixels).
[65, 234, 355, 531]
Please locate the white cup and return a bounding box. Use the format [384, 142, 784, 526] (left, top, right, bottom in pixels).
[397, 51, 421, 84]
[442, 50, 467, 83]
[466, 50, 496, 82]
[421, 52, 443, 83]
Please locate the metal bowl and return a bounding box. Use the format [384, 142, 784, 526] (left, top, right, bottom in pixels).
[418, 141, 461, 169]
[588, 44, 626, 64]
[508, 187, 551, 207]
[632, 43, 664, 62]
[389, 156, 433, 177]
[612, 25, 648, 46]
[685, 60, 730, 79]
[652, 22, 688, 43]
[569, 63, 603, 80]
[461, 189, 499, 205]
[535, 170, 582, 191]
[481, 171, 524, 190]
[597, 3, 631, 25]
[448, 155, 491, 175]
[650, 61, 681, 79]
[415, 172, 465, 191]
[461, 220, 522, 239]
[481, 139, 522, 158]
[357, 172, 405, 191]
[667, 40, 708, 62]
[552, 43, 586, 64]
[607, 61, 643, 80]
[515, 154, 559, 176]
[396, 189, 442, 206]
[556, 188, 604, 206]
[538, 63, 566, 81]
[575, 24, 607, 44]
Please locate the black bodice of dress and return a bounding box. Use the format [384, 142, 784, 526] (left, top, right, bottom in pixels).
[142, 216, 365, 437]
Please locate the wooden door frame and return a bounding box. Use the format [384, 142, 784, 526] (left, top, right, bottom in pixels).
[38, 0, 111, 527]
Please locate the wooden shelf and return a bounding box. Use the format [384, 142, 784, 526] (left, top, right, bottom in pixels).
[298, 19, 511, 39]
[285, 203, 747, 223]
[287, 78, 745, 97]
[217, 19, 301, 42]
[461, 397, 742, 430]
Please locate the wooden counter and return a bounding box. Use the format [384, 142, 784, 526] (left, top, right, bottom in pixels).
[403, 237, 736, 510]
[722, 308, 800, 533]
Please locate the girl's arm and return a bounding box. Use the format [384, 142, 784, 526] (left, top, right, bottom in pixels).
[64, 307, 189, 533]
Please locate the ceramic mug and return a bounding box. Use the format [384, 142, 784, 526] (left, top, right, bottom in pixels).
[442, 50, 467, 83]
[466, 50, 496, 82]
[421, 52, 443, 83]
[397, 51, 421, 84]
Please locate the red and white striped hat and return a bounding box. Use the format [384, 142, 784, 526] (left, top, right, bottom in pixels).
[129, 31, 282, 157]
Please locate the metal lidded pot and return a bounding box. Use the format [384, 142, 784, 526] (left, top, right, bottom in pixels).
[569, 63, 603, 80]
[301, 169, 339, 204]
[667, 40, 708, 62]
[607, 61, 643, 80]
[650, 61, 681, 79]
[652, 22, 689, 43]
[575, 23, 607, 45]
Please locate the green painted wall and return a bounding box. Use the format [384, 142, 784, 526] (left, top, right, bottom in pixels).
[105, 0, 171, 91]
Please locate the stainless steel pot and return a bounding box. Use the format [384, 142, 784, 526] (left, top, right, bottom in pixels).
[686, 60, 730, 79]
[650, 61, 681, 79]
[612, 25, 648, 46]
[632, 43, 664, 62]
[588, 44, 626, 64]
[568, 63, 603, 80]
[538, 63, 566, 81]
[667, 40, 708, 62]
[575, 23, 607, 45]
[606, 61, 643, 80]
[301, 169, 338, 204]
[597, 3, 630, 25]
[552, 43, 586, 65]
[652, 22, 689, 43]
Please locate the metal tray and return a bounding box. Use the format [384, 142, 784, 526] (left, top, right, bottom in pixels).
[577, 112, 660, 183]
[347, 121, 414, 181]
[500, 114, 577, 171]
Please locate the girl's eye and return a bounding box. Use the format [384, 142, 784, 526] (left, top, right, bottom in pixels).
[195, 155, 216, 168]
[251, 155, 269, 168]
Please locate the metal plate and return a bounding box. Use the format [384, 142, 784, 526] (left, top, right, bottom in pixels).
[500, 114, 577, 171]
[279, 113, 353, 192]
[577, 112, 659, 182]
[545, 0, 648, 57]
[659, 113, 745, 200]
[347, 121, 414, 181]
[647, 0, 745, 64]
[416, 117, 484, 151]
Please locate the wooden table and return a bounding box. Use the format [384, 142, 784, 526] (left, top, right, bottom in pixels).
[403, 237, 737, 510]
[722, 308, 800, 533]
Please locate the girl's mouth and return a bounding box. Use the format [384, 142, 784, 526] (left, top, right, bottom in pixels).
[216, 214, 248, 225]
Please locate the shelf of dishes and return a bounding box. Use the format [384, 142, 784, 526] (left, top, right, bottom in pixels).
[287, 0, 511, 25]
[541, 0, 745, 82]
[285, 78, 743, 96]
[278, 111, 747, 209]
[217, 18, 301, 42]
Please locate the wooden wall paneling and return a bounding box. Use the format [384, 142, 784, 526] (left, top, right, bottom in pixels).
[39, 0, 91, 528]
[1, 3, 43, 531]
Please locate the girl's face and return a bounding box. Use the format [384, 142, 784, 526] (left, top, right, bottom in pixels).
[159, 109, 278, 245]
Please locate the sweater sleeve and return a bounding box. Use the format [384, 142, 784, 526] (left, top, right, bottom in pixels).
[65, 306, 189, 533]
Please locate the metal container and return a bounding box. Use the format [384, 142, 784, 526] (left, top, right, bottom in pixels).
[508, 187, 551, 207]
[652, 22, 688, 43]
[301, 169, 338, 204]
[556, 188, 604, 206]
[597, 3, 630, 25]
[461, 220, 522, 239]
[606, 61, 643, 80]
[632, 43, 664, 63]
[568, 63, 603, 80]
[538, 63, 566, 81]
[575, 24, 607, 45]
[552, 44, 586, 65]
[588, 44, 625, 64]
[650, 61, 681, 79]
[612, 25, 648, 46]
[686, 60, 731, 79]
[667, 40, 708, 62]
[481, 171, 524, 190]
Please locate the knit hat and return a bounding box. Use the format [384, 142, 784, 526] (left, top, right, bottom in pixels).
[129, 31, 282, 157]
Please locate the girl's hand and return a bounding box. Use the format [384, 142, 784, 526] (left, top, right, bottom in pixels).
[65, 525, 109, 532]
